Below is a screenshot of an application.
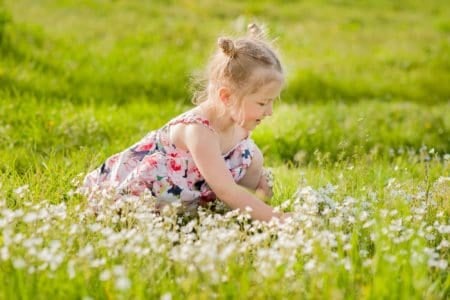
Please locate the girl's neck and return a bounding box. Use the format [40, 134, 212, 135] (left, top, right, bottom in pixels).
[198, 102, 236, 133]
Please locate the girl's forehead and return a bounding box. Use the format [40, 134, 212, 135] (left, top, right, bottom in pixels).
[246, 69, 284, 92]
[252, 78, 284, 97]
[253, 68, 284, 83]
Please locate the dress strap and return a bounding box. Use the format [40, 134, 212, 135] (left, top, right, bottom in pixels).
[167, 111, 216, 133]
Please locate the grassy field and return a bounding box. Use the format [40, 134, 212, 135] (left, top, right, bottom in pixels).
[0, 0, 449, 299]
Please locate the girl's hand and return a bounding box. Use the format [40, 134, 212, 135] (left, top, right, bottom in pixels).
[255, 168, 274, 200]
[281, 212, 294, 221]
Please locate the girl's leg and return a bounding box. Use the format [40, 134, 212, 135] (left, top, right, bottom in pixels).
[238, 147, 273, 199]
[238, 147, 264, 191]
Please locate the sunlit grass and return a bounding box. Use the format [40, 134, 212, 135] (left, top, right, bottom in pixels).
[0, 0, 449, 299]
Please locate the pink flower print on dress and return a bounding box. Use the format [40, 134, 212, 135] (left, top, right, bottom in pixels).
[144, 155, 159, 168]
[169, 159, 182, 172]
[135, 142, 155, 152]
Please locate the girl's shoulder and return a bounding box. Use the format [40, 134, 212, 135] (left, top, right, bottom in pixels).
[165, 108, 218, 153]
[166, 109, 216, 133]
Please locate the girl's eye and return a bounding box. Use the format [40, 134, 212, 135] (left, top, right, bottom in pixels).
[258, 102, 266, 106]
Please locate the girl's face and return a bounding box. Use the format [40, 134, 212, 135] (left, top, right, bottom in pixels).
[234, 79, 283, 131]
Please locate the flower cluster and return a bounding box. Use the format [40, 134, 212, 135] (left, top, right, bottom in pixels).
[0, 175, 448, 297]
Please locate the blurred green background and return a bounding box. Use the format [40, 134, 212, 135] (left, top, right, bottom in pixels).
[0, 0, 449, 172]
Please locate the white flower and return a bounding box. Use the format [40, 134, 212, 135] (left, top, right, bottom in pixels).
[359, 211, 369, 222]
[363, 219, 375, 229]
[425, 234, 435, 241]
[219, 243, 236, 261]
[304, 259, 315, 271]
[90, 258, 106, 268]
[49, 253, 64, 271]
[0, 246, 9, 260]
[115, 277, 131, 291]
[362, 259, 372, 268]
[99, 270, 111, 281]
[14, 185, 29, 198]
[22, 237, 43, 249]
[436, 225, 450, 234]
[342, 257, 352, 271]
[161, 293, 172, 300]
[69, 224, 80, 235]
[78, 244, 94, 258]
[88, 223, 102, 232]
[437, 239, 449, 250]
[12, 258, 26, 269]
[37, 224, 51, 234]
[113, 265, 126, 276]
[428, 259, 448, 270]
[23, 212, 38, 223]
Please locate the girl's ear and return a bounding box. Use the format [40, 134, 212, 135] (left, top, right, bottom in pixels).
[218, 87, 232, 105]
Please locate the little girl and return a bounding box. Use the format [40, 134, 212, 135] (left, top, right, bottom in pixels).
[82, 24, 288, 222]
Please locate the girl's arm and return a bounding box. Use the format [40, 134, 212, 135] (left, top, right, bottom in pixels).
[255, 168, 274, 200]
[183, 125, 283, 222]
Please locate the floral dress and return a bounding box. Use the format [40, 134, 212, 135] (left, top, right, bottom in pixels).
[82, 111, 257, 209]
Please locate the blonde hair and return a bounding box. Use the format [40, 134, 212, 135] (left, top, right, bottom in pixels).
[192, 24, 284, 106]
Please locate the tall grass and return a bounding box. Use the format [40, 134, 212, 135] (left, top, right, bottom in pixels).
[0, 0, 449, 299]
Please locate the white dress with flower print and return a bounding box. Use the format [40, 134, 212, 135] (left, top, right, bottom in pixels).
[82, 111, 256, 209]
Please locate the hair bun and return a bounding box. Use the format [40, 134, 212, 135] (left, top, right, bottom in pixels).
[248, 23, 265, 39]
[218, 37, 236, 58]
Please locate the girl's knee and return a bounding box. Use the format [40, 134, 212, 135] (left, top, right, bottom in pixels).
[239, 147, 264, 190]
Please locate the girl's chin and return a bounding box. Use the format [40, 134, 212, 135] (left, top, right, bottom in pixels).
[238, 120, 260, 132]
[244, 123, 259, 131]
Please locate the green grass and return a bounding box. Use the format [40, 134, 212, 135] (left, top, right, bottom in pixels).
[0, 0, 449, 299]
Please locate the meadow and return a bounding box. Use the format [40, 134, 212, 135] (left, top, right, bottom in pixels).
[0, 0, 449, 299]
